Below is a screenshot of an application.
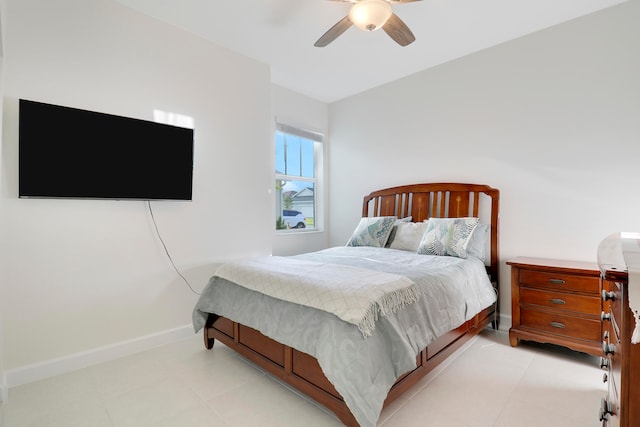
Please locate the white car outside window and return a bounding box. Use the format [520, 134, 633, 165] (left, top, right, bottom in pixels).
[282, 210, 306, 229]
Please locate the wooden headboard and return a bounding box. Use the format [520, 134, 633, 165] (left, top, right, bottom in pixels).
[362, 182, 500, 288]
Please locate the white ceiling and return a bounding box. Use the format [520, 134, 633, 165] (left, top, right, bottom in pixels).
[115, 0, 625, 103]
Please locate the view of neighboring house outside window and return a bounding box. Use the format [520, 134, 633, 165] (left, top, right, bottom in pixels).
[275, 123, 322, 231]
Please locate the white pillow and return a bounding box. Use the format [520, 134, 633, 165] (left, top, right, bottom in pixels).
[389, 221, 429, 251]
[417, 217, 479, 258]
[467, 223, 490, 261]
[385, 216, 412, 247]
[346, 216, 397, 247]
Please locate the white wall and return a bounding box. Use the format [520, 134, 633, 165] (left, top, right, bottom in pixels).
[0, 0, 5, 401]
[271, 84, 330, 256]
[328, 0, 640, 322]
[0, 0, 272, 376]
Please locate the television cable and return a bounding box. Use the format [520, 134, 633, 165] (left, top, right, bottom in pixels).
[147, 200, 200, 295]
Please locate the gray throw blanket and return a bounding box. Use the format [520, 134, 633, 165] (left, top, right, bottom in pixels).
[215, 256, 420, 337]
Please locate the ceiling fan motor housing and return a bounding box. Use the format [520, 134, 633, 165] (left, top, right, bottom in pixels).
[315, 0, 417, 47]
[349, 0, 393, 32]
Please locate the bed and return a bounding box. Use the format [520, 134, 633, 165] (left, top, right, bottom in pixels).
[193, 182, 500, 427]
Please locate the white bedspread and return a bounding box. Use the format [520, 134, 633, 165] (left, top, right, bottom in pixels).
[215, 256, 420, 337]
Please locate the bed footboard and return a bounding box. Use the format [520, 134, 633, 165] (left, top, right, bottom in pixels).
[205, 314, 359, 426]
[204, 304, 495, 426]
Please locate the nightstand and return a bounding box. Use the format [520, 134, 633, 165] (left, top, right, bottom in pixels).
[508, 256, 602, 356]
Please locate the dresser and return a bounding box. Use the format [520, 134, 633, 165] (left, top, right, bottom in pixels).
[598, 233, 640, 426]
[508, 257, 602, 356]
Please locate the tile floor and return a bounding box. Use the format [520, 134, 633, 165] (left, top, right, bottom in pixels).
[0, 329, 606, 427]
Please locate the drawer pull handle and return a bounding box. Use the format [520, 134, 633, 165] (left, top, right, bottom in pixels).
[550, 298, 566, 305]
[602, 290, 616, 302]
[601, 311, 612, 322]
[550, 321, 565, 329]
[599, 397, 613, 421]
[549, 278, 566, 285]
[602, 341, 615, 356]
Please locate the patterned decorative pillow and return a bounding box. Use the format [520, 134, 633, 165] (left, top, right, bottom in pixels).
[417, 217, 480, 258]
[346, 216, 397, 247]
[389, 221, 429, 251]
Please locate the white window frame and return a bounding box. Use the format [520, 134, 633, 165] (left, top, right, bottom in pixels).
[275, 122, 323, 233]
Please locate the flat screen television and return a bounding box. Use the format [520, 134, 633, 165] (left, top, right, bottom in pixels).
[19, 99, 194, 200]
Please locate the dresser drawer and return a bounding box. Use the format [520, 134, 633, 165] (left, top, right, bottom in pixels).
[520, 287, 601, 315]
[520, 308, 601, 341]
[520, 270, 600, 294]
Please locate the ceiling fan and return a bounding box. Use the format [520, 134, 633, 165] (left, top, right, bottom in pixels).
[314, 0, 421, 48]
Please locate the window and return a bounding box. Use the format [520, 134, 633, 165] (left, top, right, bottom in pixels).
[275, 123, 323, 231]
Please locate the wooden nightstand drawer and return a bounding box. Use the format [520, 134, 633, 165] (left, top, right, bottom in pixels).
[520, 287, 601, 315]
[520, 308, 601, 342]
[520, 270, 599, 294]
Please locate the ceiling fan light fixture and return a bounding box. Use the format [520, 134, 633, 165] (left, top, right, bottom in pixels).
[349, 0, 393, 32]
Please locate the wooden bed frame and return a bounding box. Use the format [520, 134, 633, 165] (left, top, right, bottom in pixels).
[202, 183, 500, 426]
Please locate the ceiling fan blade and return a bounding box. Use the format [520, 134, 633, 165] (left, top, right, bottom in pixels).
[314, 16, 352, 47]
[382, 13, 416, 47]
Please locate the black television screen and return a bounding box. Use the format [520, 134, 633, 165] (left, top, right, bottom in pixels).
[18, 99, 194, 200]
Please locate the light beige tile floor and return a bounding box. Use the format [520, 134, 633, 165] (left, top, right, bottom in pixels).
[0, 329, 606, 427]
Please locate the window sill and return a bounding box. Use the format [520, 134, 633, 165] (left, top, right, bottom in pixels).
[275, 228, 323, 236]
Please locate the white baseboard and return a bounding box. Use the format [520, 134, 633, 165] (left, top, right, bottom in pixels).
[1, 315, 512, 401]
[498, 313, 512, 332]
[5, 324, 195, 392]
